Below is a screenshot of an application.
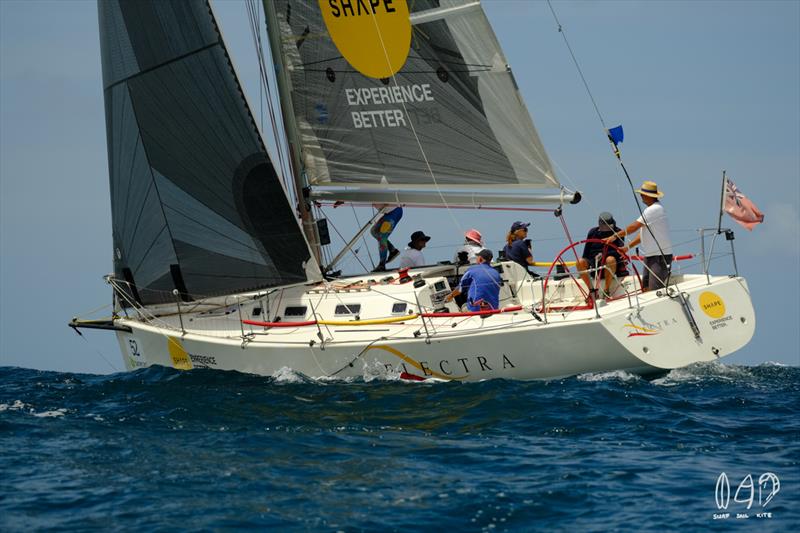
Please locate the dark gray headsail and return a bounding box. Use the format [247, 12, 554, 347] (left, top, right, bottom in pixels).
[266, 0, 560, 201]
[98, 0, 319, 306]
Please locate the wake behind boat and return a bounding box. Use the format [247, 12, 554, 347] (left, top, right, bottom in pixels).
[71, 0, 755, 380]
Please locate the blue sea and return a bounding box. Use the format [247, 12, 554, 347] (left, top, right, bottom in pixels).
[1, 363, 797, 531]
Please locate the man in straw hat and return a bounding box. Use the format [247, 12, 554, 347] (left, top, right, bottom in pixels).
[604, 180, 673, 291]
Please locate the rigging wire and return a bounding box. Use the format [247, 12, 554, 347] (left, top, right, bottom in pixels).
[244, 0, 292, 194]
[366, 11, 464, 235]
[318, 207, 370, 272]
[545, 0, 672, 286]
[350, 204, 376, 268]
[75, 334, 120, 373]
[546, 1, 607, 130]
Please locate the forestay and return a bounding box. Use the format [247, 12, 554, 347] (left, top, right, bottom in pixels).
[98, 0, 320, 307]
[267, 0, 560, 197]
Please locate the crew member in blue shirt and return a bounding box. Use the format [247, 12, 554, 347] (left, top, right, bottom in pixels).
[446, 249, 502, 311]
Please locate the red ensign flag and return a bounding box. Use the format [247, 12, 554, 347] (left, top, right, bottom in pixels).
[724, 179, 764, 231]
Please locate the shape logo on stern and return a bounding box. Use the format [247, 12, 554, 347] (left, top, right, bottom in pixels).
[699, 291, 726, 319]
[320, 0, 411, 79]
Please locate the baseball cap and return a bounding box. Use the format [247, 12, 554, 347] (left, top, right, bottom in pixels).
[510, 221, 530, 232]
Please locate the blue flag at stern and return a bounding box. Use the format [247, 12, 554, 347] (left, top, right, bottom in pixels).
[608, 125, 624, 145]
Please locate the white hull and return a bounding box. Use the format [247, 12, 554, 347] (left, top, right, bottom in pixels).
[112, 264, 755, 381]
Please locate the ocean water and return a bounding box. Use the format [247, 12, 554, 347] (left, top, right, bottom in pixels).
[1, 363, 797, 531]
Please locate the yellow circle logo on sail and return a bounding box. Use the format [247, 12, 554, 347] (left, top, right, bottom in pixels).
[319, 0, 411, 79]
[699, 291, 726, 319]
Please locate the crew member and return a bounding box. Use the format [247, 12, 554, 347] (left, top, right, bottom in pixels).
[503, 221, 535, 271]
[398, 230, 431, 269]
[577, 212, 629, 299]
[453, 229, 484, 264]
[446, 249, 502, 311]
[370, 206, 403, 271]
[605, 180, 673, 291]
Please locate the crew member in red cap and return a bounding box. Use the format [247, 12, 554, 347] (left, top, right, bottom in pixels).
[453, 228, 484, 265]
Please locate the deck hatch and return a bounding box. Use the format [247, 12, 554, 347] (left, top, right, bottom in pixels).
[335, 304, 361, 315]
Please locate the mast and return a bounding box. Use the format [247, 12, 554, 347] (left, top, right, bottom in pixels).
[261, 0, 322, 264]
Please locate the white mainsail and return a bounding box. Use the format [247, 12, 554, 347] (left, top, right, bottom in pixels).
[265, 0, 566, 205]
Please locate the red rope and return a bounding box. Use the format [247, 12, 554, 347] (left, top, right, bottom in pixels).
[243, 319, 318, 328]
[420, 305, 523, 318]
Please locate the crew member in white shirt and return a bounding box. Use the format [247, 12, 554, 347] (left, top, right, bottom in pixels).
[453, 229, 484, 264]
[398, 231, 431, 269]
[605, 180, 673, 291]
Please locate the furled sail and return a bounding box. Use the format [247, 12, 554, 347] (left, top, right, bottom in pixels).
[98, 0, 319, 307]
[266, 0, 559, 198]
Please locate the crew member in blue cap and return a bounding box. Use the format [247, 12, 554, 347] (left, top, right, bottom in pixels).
[503, 221, 535, 270]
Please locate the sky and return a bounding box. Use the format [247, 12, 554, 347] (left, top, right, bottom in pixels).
[1, 0, 798, 374]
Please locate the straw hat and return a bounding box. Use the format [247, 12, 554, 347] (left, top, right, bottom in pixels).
[636, 180, 664, 198]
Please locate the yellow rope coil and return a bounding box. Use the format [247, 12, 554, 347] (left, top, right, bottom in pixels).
[533, 261, 576, 267]
[317, 314, 419, 326]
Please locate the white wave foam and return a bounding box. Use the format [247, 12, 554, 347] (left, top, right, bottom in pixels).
[32, 408, 67, 418]
[0, 400, 28, 412]
[577, 370, 640, 382]
[0, 401, 67, 418]
[271, 366, 306, 383]
[652, 361, 753, 386]
[292, 395, 314, 403]
[361, 360, 402, 382]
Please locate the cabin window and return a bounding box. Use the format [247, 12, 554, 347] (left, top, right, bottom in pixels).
[335, 304, 361, 315]
[391, 303, 407, 314]
[284, 306, 307, 317]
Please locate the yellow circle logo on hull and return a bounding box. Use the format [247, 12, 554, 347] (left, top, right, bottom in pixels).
[699, 291, 726, 319]
[319, 0, 411, 79]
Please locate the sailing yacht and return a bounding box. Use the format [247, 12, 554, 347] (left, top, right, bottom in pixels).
[72, 0, 755, 380]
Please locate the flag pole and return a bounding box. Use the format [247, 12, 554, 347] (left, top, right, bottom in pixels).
[716, 170, 726, 234]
